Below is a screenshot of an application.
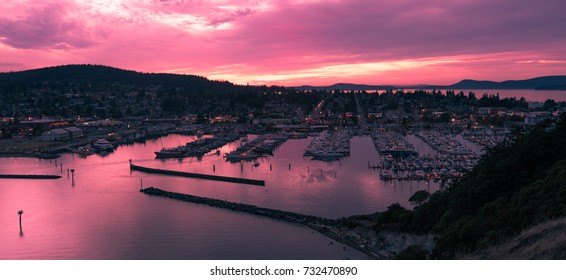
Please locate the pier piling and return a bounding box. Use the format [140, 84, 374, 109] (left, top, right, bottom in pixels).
[270, 164, 272, 171]
[288, 163, 291, 171]
[213, 164, 216, 172]
[18, 210, 23, 235]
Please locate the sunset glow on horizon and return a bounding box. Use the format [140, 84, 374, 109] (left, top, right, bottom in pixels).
[1, 0, 565, 86]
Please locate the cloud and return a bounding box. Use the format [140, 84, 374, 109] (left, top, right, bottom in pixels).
[0, 1, 100, 49]
[224, 0, 566, 62]
[0, 0, 565, 85]
[207, 7, 254, 27]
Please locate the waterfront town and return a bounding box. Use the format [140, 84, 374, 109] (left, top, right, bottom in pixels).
[1, 72, 564, 181]
[2, 68, 566, 259]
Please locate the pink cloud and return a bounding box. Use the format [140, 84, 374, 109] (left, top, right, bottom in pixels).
[0, 0, 565, 86]
[0, 0, 101, 49]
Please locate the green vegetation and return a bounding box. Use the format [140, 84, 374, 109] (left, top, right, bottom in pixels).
[409, 190, 431, 207]
[0, 64, 325, 119]
[374, 114, 566, 259]
[394, 245, 428, 260]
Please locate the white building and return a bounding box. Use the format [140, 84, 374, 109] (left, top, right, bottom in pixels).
[41, 128, 71, 141]
[40, 126, 83, 141]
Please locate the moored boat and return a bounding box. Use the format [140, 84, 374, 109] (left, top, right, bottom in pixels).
[225, 152, 258, 161]
[155, 147, 187, 158]
[91, 139, 114, 152]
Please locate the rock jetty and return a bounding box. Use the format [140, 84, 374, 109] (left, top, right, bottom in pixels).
[140, 187, 388, 259]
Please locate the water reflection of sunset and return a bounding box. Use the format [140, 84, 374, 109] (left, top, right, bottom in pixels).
[1, 134, 438, 259]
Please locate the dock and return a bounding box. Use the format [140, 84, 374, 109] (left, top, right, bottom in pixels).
[0, 174, 62, 179]
[129, 161, 265, 186]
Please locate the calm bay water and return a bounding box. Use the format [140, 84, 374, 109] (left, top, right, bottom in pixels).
[0, 134, 438, 259]
[1, 89, 560, 259]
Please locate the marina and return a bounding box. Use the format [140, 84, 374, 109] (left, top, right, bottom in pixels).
[0, 0, 564, 262]
[371, 131, 417, 157]
[303, 129, 351, 160]
[225, 133, 288, 162]
[1, 132, 401, 260]
[372, 128, 506, 182]
[0, 117, 521, 260]
[155, 133, 241, 159]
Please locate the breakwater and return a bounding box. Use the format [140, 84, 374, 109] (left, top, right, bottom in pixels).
[140, 187, 387, 259]
[141, 187, 333, 225]
[0, 174, 61, 179]
[129, 162, 265, 186]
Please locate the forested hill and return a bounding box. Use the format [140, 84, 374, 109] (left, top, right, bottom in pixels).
[444, 76, 566, 90]
[0, 64, 243, 92]
[295, 76, 566, 91]
[379, 114, 566, 259]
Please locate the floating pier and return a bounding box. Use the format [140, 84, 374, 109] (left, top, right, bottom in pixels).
[129, 161, 265, 186]
[0, 174, 61, 179]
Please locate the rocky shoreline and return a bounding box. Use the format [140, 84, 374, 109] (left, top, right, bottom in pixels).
[140, 186, 391, 259]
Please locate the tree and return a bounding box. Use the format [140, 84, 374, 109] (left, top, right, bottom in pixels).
[12, 111, 20, 124]
[542, 99, 556, 111]
[395, 245, 428, 260]
[409, 190, 431, 207]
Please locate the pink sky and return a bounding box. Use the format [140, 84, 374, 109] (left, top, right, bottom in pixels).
[1, 0, 565, 86]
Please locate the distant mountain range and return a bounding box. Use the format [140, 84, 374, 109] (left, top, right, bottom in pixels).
[295, 76, 566, 91]
[438, 76, 566, 90]
[295, 83, 396, 91]
[1, 65, 565, 91]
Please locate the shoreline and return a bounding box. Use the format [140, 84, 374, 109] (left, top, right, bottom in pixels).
[140, 186, 389, 259]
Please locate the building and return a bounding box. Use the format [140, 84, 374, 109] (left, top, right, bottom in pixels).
[252, 118, 295, 125]
[528, 102, 544, 110]
[40, 126, 83, 141]
[41, 128, 71, 141]
[64, 126, 83, 138]
[478, 107, 508, 116]
[524, 112, 552, 125]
